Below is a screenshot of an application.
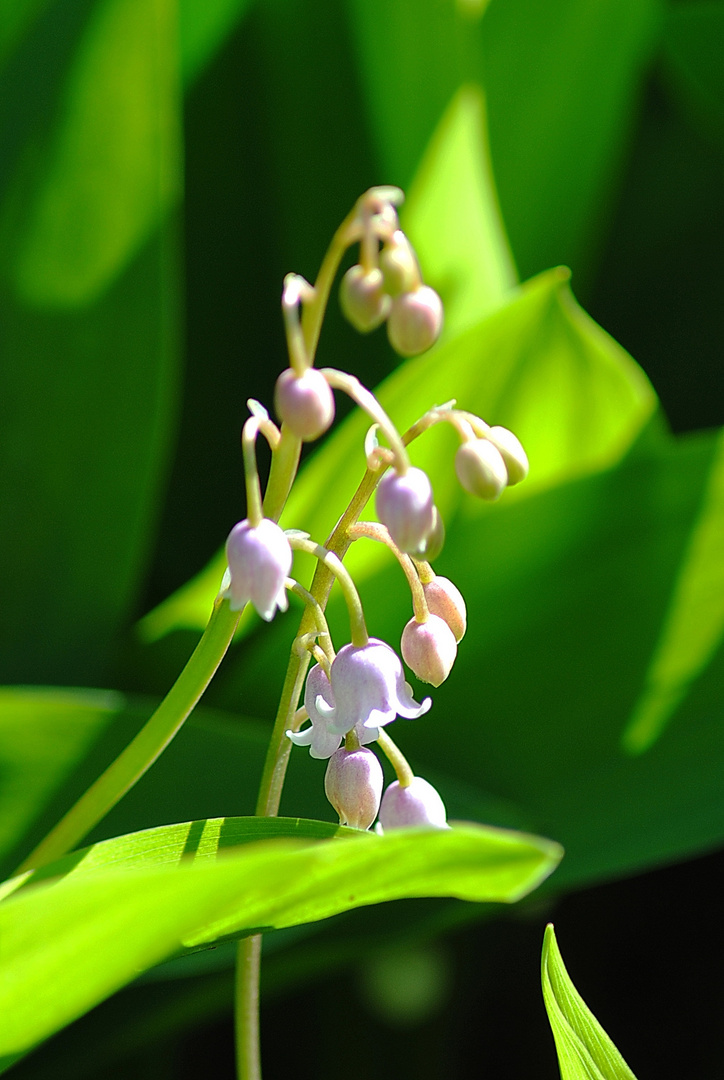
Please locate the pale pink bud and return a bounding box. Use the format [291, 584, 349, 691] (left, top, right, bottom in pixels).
[487, 426, 529, 486]
[401, 615, 457, 687]
[386, 285, 443, 357]
[455, 438, 508, 500]
[379, 231, 421, 297]
[378, 776, 448, 830]
[225, 518, 292, 620]
[325, 747, 384, 830]
[376, 466, 435, 553]
[339, 265, 391, 332]
[274, 367, 335, 441]
[422, 576, 466, 643]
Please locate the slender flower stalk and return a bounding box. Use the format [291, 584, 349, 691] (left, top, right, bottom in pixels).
[321, 368, 410, 474]
[242, 411, 281, 527]
[348, 520, 429, 622]
[286, 535, 369, 648]
[376, 728, 414, 788]
[14, 596, 241, 875]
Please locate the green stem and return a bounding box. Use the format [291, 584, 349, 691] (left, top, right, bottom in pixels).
[287, 535, 368, 647]
[14, 597, 240, 876]
[376, 729, 415, 787]
[235, 935, 262, 1080]
[348, 521, 429, 622]
[322, 368, 409, 474]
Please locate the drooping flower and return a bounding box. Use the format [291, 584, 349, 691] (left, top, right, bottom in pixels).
[325, 747, 384, 830]
[455, 438, 508, 501]
[376, 466, 435, 554]
[287, 664, 380, 759]
[225, 517, 292, 620]
[378, 776, 448, 831]
[401, 614, 458, 687]
[315, 638, 431, 736]
[274, 367, 335, 441]
[386, 285, 443, 357]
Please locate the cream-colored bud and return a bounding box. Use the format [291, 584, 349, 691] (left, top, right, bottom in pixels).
[379, 231, 421, 297]
[387, 286, 443, 357]
[455, 438, 508, 500]
[487, 426, 529, 485]
[339, 265, 391, 333]
[274, 367, 335, 441]
[422, 576, 466, 642]
[401, 614, 457, 687]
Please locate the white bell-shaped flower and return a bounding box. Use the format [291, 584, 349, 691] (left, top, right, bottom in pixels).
[287, 664, 380, 759]
[316, 638, 431, 736]
[225, 517, 292, 621]
[325, 747, 384, 829]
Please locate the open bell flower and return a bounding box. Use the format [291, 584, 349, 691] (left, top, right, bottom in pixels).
[225, 517, 292, 620]
[287, 664, 380, 759]
[316, 638, 431, 736]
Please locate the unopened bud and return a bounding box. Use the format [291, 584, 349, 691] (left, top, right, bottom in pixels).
[378, 776, 448, 830]
[339, 265, 391, 333]
[486, 426, 529, 486]
[274, 367, 335, 441]
[387, 285, 443, 357]
[455, 438, 508, 500]
[376, 466, 435, 553]
[379, 231, 421, 297]
[422, 576, 466, 642]
[401, 614, 457, 686]
[325, 747, 383, 830]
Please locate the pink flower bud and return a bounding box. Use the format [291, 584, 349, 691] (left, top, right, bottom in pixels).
[401, 615, 457, 686]
[225, 517, 292, 621]
[455, 438, 508, 500]
[376, 466, 435, 554]
[379, 231, 421, 297]
[378, 776, 448, 830]
[274, 367, 335, 441]
[422, 576, 466, 642]
[386, 285, 443, 357]
[339, 265, 391, 333]
[325, 747, 384, 830]
[487, 425, 529, 486]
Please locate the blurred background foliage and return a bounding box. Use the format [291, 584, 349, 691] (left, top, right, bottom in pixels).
[1, 0, 723, 1076]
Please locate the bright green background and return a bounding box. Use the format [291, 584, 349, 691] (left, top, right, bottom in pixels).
[1, 0, 722, 1076]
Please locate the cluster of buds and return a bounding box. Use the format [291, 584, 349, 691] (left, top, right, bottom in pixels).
[339, 200, 443, 358]
[219, 188, 529, 837]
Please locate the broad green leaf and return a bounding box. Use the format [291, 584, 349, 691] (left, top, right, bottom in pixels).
[5, 0, 181, 308]
[403, 84, 518, 337]
[0, 820, 561, 1058]
[0, 0, 182, 685]
[661, 0, 724, 146]
[141, 268, 655, 637]
[542, 924, 637, 1079]
[623, 428, 724, 752]
[480, 0, 661, 280]
[347, 0, 492, 187]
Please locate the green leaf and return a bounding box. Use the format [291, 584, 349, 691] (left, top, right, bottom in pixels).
[0, 819, 561, 1058]
[542, 924, 637, 1079]
[480, 0, 661, 280]
[141, 267, 655, 637]
[403, 84, 517, 338]
[623, 428, 724, 752]
[179, 0, 253, 86]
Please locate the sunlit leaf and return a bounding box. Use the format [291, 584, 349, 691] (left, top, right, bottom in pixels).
[542, 924, 638, 1079]
[403, 84, 517, 337]
[0, 820, 561, 1059]
[623, 428, 724, 752]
